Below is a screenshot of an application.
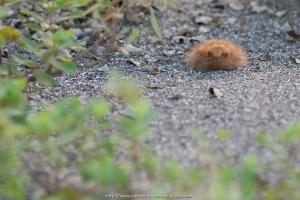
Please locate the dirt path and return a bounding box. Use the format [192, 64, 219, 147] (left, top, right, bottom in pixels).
[27, 0, 300, 163]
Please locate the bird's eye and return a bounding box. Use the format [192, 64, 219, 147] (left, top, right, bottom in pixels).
[223, 52, 228, 57]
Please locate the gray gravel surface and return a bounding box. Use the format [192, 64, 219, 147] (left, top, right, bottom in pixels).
[27, 0, 300, 164]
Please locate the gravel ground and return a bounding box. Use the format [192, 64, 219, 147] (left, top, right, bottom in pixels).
[27, 0, 300, 164]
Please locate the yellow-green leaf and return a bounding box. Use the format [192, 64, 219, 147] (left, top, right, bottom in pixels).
[0, 26, 20, 41]
[149, 7, 162, 40]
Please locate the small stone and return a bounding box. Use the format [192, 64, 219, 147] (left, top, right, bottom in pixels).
[229, 2, 244, 11]
[80, 40, 87, 46]
[198, 26, 211, 33]
[275, 10, 287, 18]
[172, 36, 186, 44]
[168, 94, 183, 101]
[83, 28, 93, 34]
[259, 53, 272, 61]
[195, 16, 212, 25]
[250, 2, 268, 13]
[88, 19, 98, 28]
[189, 37, 202, 42]
[208, 87, 223, 98]
[281, 22, 292, 32]
[226, 17, 237, 25]
[82, 36, 90, 42]
[163, 49, 175, 57]
[74, 28, 84, 38]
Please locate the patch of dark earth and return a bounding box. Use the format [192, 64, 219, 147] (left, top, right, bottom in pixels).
[26, 0, 300, 165]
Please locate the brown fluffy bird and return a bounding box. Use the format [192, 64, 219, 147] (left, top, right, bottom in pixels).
[186, 39, 247, 71]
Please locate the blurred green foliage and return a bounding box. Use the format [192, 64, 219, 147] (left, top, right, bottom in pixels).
[0, 0, 168, 83]
[0, 73, 300, 199]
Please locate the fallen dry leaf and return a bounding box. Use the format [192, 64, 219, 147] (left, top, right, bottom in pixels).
[127, 59, 141, 67]
[148, 67, 159, 75]
[285, 30, 300, 42]
[259, 53, 272, 61]
[212, 17, 224, 26]
[146, 83, 161, 89]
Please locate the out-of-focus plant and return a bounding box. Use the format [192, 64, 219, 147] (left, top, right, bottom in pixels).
[0, 26, 21, 77]
[0, 1, 22, 75]
[81, 0, 172, 55]
[14, 29, 82, 84]
[0, 73, 201, 199]
[0, 1, 86, 84]
[1, 74, 300, 199]
[0, 0, 171, 84]
[0, 78, 28, 200]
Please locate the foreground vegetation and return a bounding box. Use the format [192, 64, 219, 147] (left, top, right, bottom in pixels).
[0, 0, 300, 199]
[1, 73, 300, 200]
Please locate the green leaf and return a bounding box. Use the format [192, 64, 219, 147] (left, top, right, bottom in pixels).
[20, 37, 40, 53]
[25, 23, 42, 32]
[0, 36, 5, 48]
[4, 0, 21, 6]
[20, 7, 43, 21]
[57, 11, 84, 22]
[280, 121, 300, 141]
[162, 159, 182, 182]
[13, 54, 38, 68]
[165, 0, 174, 6]
[0, 6, 10, 18]
[34, 71, 55, 85]
[256, 131, 272, 146]
[83, 1, 109, 16]
[107, 72, 141, 102]
[149, 7, 162, 40]
[80, 156, 128, 188]
[100, 0, 110, 7]
[53, 29, 75, 46]
[128, 28, 140, 43]
[88, 99, 110, 118]
[51, 60, 76, 73]
[0, 78, 26, 107]
[40, 50, 56, 63]
[131, 99, 153, 125]
[241, 154, 258, 200]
